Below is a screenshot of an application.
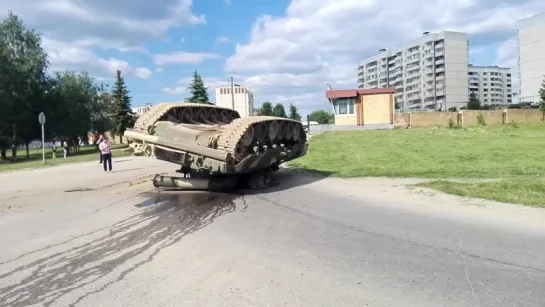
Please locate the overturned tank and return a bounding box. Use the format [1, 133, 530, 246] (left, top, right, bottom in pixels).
[124, 103, 308, 190]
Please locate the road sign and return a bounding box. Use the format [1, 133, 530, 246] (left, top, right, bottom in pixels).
[38, 112, 46, 164]
[38, 112, 46, 125]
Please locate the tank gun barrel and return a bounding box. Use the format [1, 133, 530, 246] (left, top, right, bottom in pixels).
[124, 129, 233, 162]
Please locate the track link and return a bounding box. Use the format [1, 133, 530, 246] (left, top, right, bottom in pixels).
[133, 103, 240, 132]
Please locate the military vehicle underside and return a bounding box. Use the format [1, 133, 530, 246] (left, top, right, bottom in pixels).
[123, 103, 309, 191]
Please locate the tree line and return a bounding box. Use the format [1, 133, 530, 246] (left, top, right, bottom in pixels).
[254, 102, 334, 124]
[0, 11, 135, 161]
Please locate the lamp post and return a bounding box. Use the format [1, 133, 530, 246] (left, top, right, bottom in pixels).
[321, 82, 335, 114]
[321, 81, 332, 91]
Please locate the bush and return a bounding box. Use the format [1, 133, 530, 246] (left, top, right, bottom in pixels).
[477, 113, 486, 126]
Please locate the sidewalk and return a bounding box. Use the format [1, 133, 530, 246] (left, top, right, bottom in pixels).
[0, 156, 177, 201]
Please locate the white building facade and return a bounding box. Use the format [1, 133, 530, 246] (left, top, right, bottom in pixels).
[215, 85, 255, 118]
[357, 31, 469, 111]
[468, 65, 513, 105]
[517, 13, 545, 103]
[132, 103, 153, 117]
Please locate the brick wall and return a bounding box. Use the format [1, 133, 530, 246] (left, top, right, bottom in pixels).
[395, 109, 544, 128]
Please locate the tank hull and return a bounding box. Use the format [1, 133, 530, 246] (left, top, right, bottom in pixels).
[124, 103, 309, 177]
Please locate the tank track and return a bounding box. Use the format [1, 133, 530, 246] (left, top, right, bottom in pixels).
[133, 103, 240, 133]
[217, 116, 306, 162]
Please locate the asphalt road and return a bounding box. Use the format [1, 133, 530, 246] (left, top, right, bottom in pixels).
[0, 157, 544, 307]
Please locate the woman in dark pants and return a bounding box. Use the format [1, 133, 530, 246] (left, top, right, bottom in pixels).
[99, 137, 113, 173]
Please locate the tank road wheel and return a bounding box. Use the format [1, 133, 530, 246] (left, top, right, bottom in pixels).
[276, 121, 286, 141]
[285, 121, 294, 140]
[253, 123, 267, 143]
[181, 108, 193, 123]
[268, 120, 279, 141]
[208, 108, 219, 123]
[196, 108, 208, 123]
[292, 123, 301, 141]
[219, 110, 230, 123]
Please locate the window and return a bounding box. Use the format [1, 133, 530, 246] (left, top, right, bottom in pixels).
[333, 98, 355, 115]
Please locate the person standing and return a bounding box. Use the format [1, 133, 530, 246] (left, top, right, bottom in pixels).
[63, 141, 68, 158]
[99, 137, 113, 173]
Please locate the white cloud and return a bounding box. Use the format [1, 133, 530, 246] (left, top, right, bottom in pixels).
[153, 51, 221, 66]
[134, 67, 153, 79]
[163, 77, 229, 95]
[163, 86, 186, 94]
[216, 36, 231, 44]
[1, 0, 205, 51]
[0, 0, 204, 78]
[224, 0, 545, 113]
[42, 38, 152, 79]
[496, 38, 520, 93]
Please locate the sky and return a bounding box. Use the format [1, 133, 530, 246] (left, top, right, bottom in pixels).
[1, 0, 544, 116]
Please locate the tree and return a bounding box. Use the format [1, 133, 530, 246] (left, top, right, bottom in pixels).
[539, 75, 545, 120]
[309, 110, 334, 124]
[288, 103, 301, 121]
[0, 11, 49, 159]
[109, 70, 135, 143]
[256, 102, 273, 116]
[467, 91, 481, 110]
[272, 103, 287, 118]
[187, 69, 210, 104]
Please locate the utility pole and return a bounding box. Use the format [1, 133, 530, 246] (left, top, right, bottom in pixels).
[230, 76, 235, 110]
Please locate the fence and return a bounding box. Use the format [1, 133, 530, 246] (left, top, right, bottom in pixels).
[394, 109, 544, 128]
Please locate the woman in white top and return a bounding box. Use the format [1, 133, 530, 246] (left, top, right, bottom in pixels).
[99, 137, 113, 173]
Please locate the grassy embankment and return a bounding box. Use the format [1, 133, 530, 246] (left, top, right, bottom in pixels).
[0, 144, 131, 173]
[289, 122, 545, 207]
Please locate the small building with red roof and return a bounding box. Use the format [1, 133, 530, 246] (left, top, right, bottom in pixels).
[325, 88, 395, 126]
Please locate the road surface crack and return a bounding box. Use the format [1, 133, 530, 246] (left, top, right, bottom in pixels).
[456, 231, 480, 307]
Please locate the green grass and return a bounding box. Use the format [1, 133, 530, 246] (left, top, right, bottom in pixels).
[416, 178, 545, 208]
[289, 122, 545, 207]
[291, 122, 545, 179]
[0, 144, 131, 172]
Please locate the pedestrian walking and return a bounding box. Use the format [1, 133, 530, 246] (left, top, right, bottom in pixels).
[63, 141, 68, 158]
[99, 137, 113, 173]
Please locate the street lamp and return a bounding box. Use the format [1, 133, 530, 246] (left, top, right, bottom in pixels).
[321, 81, 332, 91]
[321, 82, 335, 114]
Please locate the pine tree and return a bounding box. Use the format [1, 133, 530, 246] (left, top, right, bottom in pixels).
[288, 103, 301, 121]
[187, 69, 210, 104]
[539, 75, 545, 120]
[109, 70, 135, 143]
[467, 91, 481, 110]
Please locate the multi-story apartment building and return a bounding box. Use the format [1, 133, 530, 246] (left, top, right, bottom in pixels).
[468, 65, 513, 105]
[517, 12, 545, 103]
[215, 85, 255, 118]
[131, 103, 153, 117]
[357, 31, 469, 110]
